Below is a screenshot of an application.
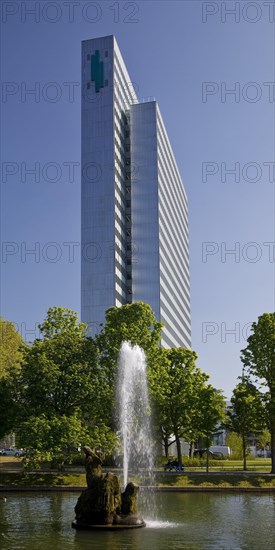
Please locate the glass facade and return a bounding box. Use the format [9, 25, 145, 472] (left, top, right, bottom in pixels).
[130, 102, 191, 348]
[81, 36, 191, 347]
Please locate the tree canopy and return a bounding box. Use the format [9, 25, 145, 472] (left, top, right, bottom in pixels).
[17, 307, 116, 466]
[149, 347, 225, 467]
[97, 301, 163, 359]
[96, 302, 163, 426]
[225, 377, 265, 470]
[241, 313, 275, 473]
[0, 317, 23, 378]
[0, 318, 24, 440]
[1, 303, 227, 472]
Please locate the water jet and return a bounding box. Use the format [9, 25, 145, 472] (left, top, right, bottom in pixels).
[72, 341, 153, 530]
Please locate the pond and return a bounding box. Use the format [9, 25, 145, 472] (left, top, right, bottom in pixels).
[0, 491, 275, 550]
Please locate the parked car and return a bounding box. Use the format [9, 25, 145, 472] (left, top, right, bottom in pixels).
[256, 449, 272, 458]
[0, 448, 24, 457]
[209, 445, 231, 458]
[193, 449, 223, 459]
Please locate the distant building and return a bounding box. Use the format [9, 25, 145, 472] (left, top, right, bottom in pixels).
[81, 35, 191, 348]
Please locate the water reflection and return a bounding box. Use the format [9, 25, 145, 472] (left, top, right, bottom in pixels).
[0, 492, 274, 550]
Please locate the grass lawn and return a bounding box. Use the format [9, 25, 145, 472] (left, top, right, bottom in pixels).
[0, 457, 274, 489]
[152, 473, 275, 488]
[186, 459, 272, 472]
[0, 457, 272, 472]
[0, 472, 87, 488]
[0, 471, 274, 490]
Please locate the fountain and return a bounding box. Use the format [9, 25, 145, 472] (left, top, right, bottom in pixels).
[72, 341, 153, 530]
[117, 341, 155, 489]
[72, 446, 145, 529]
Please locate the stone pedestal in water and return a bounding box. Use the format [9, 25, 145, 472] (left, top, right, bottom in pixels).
[72, 447, 145, 529]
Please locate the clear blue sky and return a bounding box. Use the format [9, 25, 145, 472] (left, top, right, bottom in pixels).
[1, 1, 274, 398]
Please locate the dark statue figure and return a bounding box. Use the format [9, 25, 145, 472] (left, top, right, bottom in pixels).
[72, 447, 145, 530]
[84, 446, 105, 484]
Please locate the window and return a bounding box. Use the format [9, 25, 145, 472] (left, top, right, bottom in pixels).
[87, 82, 90, 89]
[87, 54, 90, 60]
[105, 51, 108, 57]
[105, 79, 108, 86]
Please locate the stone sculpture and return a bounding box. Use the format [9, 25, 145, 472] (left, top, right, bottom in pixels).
[72, 446, 145, 529]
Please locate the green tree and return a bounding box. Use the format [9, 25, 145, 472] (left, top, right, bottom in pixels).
[38, 307, 87, 339]
[19, 412, 90, 468]
[149, 347, 209, 467]
[225, 432, 243, 459]
[195, 385, 225, 472]
[0, 376, 20, 441]
[241, 313, 275, 473]
[96, 302, 163, 426]
[97, 302, 162, 357]
[151, 398, 175, 459]
[0, 317, 23, 377]
[17, 307, 115, 466]
[225, 378, 265, 470]
[256, 429, 271, 453]
[0, 318, 24, 439]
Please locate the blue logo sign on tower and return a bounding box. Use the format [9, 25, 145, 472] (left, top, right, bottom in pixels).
[91, 50, 104, 93]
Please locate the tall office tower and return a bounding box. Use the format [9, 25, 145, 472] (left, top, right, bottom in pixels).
[81, 35, 191, 348]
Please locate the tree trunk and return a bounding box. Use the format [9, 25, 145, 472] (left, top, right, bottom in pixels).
[174, 429, 182, 467]
[271, 423, 275, 474]
[242, 435, 247, 471]
[206, 447, 209, 473]
[269, 387, 275, 474]
[163, 436, 169, 460]
[189, 441, 194, 458]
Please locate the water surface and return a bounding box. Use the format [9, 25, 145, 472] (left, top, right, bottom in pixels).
[0, 492, 274, 550]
